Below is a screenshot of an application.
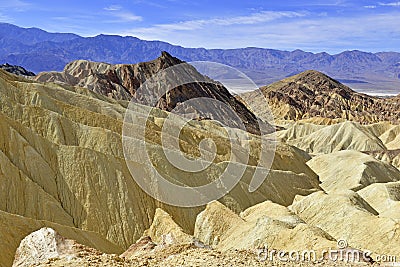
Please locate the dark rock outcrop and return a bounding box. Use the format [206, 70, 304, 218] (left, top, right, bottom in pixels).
[0, 63, 35, 76]
[36, 52, 271, 134]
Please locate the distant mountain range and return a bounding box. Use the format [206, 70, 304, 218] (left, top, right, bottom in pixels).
[1, 23, 400, 93]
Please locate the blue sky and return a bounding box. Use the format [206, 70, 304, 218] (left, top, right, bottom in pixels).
[1, 0, 399, 53]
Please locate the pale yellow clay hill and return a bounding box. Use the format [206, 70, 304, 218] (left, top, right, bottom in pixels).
[0, 68, 322, 266]
[307, 150, 400, 192]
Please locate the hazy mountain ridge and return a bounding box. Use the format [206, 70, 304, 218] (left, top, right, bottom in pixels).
[0, 23, 79, 45]
[1, 23, 400, 92]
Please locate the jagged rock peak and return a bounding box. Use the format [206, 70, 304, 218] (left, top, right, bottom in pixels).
[58, 51, 183, 77]
[265, 69, 355, 97]
[290, 69, 344, 83]
[0, 63, 35, 76]
[35, 52, 268, 134]
[159, 50, 184, 65]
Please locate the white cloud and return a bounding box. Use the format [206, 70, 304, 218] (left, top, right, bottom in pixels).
[112, 12, 143, 22]
[379, 1, 400, 6]
[116, 11, 400, 53]
[126, 11, 306, 34]
[132, 0, 167, 9]
[0, 12, 13, 22]
[310, 1, 347, 6]
[104, 5, 122, 11]
[0, 0, 30, 7]
[210, 11, 306, 25]
[364, 5, 377, 8]
[103, 5, 142, 22]
[0, 0, 31, 11]
[0, 0, 26, 22]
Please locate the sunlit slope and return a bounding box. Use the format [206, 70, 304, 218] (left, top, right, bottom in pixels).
[0, 69, 321, 264]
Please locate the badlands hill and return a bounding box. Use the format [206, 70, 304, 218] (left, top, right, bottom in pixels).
[35, 52, 266, 135]
[0, 66, 326, 266]
[240, 70, 400, 123]
[2, 55, 400, 266]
